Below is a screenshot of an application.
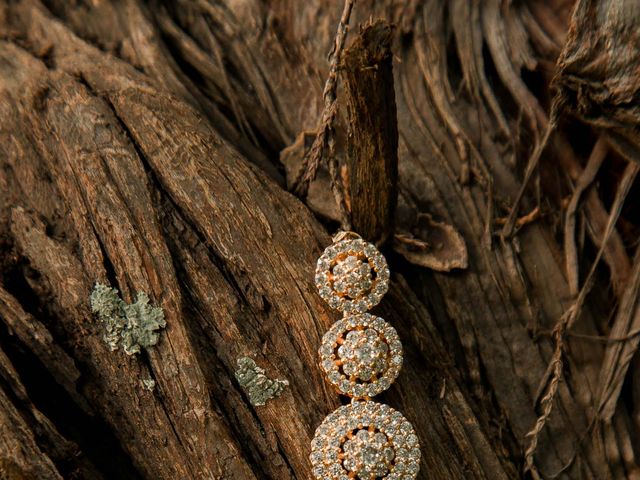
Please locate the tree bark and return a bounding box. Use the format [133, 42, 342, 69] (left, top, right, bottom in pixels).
[343, 20, 398, 245]
[0, 1, 638, 479]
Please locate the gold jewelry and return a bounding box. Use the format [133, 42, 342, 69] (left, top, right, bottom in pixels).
[310, 232, 421, 479]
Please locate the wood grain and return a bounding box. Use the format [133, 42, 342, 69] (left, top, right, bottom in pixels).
[343, 20, 398, 245]
[0, 0, 638, 479]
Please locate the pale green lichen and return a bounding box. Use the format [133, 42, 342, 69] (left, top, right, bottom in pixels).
[141, 378, 156, 391]
[89, 283, 125, 351]
[90, 283, 166, 355]
[234, 357, 289, 406]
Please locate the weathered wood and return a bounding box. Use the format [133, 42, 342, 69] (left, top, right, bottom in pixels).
[0, 0, 638, 479]
[0, 347, 64, 480]
[0, 3, 513, 479]
[343, 21, 398, 245]
[0, 337, 105, 479]
[553, 0, 640, 160]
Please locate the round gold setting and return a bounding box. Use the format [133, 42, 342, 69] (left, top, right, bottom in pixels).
[320, 314, 402, 398]
[310, 401, 421, 480]
[315, 239, 389, 314]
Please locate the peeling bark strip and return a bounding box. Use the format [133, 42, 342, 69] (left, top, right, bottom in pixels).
[342, 21, 399, 245]
[394, 214, 468, 271]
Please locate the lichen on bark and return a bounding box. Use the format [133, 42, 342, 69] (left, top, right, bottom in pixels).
[89, 283, 166, 355]
[234, 357, 289, 406]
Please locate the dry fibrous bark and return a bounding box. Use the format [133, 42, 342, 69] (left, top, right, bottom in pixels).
[342, 20, 398, 246]
[292, 0, 354, 206]
[554, 0, 640, 161]
[0, 0, 638, 479]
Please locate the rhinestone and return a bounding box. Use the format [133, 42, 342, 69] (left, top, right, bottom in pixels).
[328, 297, 342, 309]
[329, 463, 343, 475]
[364, 244, 377, 256]
[319, 345, 333, 357]
[378, 267, 391, 280]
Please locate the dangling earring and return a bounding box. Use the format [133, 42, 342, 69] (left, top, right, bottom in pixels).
[310, 231, 421, 479]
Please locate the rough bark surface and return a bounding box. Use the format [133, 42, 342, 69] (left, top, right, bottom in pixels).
[343, 20, 398, 245]
[0, 1, 638, 479]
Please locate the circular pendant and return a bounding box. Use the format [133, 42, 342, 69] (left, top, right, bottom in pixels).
[315, 238, 389, 313]
[319, 313, 402, 398]
[310, 401, 420, 480]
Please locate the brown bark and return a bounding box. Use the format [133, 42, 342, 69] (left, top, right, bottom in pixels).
[343, 21, 398, 245]
[0, 1, 638, 479]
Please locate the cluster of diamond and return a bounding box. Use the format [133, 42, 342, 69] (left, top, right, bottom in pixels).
[312, 234, 420, 479]
[343, 429, 394, 478]
[315, 239, 389, 314]
[333, 255, 373, 298]
[310, 402, 421, 480]
[320, 314, 402, 398]
[340, 329, 387, 380]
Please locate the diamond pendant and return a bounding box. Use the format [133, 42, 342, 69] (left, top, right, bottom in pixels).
[319, 313, 402, 398]
[310, 233, 421, 479]
[311, 401, 420, 479]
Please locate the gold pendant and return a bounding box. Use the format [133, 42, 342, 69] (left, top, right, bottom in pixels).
[310, 233, 421, 479]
